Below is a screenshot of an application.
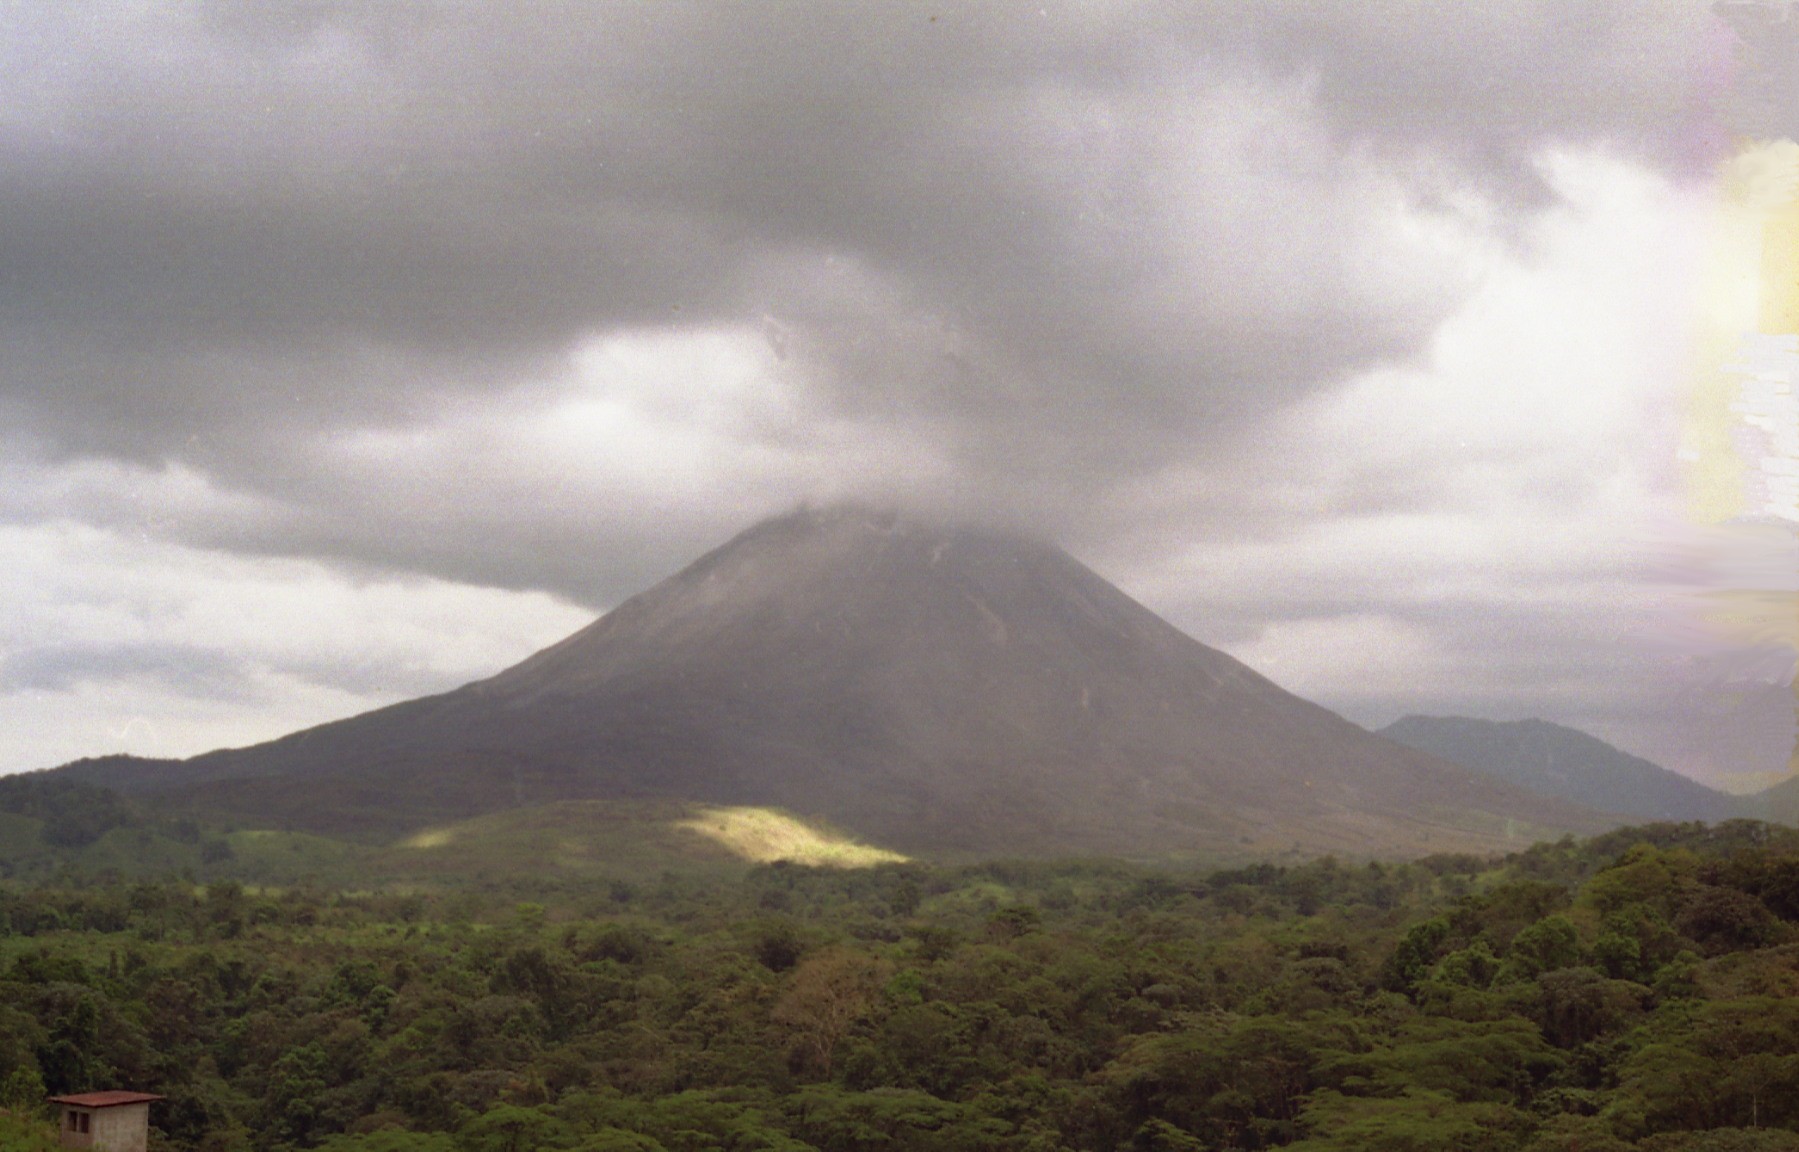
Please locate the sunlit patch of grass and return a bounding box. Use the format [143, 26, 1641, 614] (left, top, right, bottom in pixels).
[400, 828, 457, 849]
[672, 805, 908, 868]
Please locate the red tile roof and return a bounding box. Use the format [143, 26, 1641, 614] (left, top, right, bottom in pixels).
[48, 1091, 164, 1109]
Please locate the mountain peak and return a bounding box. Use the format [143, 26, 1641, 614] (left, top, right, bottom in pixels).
[56, 513, 1607, 858]
[694, 501, 1059, 581]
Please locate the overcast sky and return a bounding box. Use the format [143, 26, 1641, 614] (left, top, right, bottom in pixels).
[4, 1, 1796, 789]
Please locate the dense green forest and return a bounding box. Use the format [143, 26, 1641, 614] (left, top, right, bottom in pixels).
[5, 818, 1799, 1151]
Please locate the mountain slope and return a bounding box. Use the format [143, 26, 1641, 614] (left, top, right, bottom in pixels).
[52, 506, 1606, 859]
[1745, 770, 1799, 825]
[1378, 715, 1741, 823]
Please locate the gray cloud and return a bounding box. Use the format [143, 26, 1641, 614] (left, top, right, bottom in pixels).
[5, 1, 1780, 781]
[1717, 1, 1799, 139]
[1, 2, 1722, 494]
[0, 641, 257, 701]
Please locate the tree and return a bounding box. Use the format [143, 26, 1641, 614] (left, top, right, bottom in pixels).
[1675, 887, 1779, 955]
[1285, 1088, 1531, 1152]
[1383, 918, 1452, 991]
[460, 1104, 570, 1152]
[314, 1133, 458, 1152]
[0, 1113, 61, 1152]
[0, 1065, 45, 1113]
[773, 948, 892, 1075]
[1534, 969, 1644, 1048]
[1504, 916, 1583, 979]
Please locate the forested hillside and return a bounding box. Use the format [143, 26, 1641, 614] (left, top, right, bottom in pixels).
[4, 822, 1799, 1150]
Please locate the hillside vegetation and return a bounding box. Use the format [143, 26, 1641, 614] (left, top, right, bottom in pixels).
[5, 820, 1799, 1150]
[0, 778, 906, 887]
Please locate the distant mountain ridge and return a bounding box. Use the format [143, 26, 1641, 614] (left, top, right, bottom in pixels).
[1748, 770, 1799, 826]
[49, 505, 1607, 860]
[1378, 715, 1742, 823]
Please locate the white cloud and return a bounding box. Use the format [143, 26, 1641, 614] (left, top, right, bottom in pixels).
[0, 520, 590, 772]
[1090, 151, 1775, 777]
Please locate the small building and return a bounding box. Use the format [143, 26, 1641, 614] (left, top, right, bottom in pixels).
[47, 1092, 163, 1152]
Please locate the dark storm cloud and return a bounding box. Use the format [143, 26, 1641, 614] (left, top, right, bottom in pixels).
[0, 0, 1724, 600]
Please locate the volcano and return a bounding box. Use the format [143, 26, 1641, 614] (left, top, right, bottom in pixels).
[58, 506, 1604, 858]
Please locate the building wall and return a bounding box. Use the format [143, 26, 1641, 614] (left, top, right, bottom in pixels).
[96, 1104, 150, 1152]
[59, 1107, 93, 1149]
[59, 1105, 150, 1152]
